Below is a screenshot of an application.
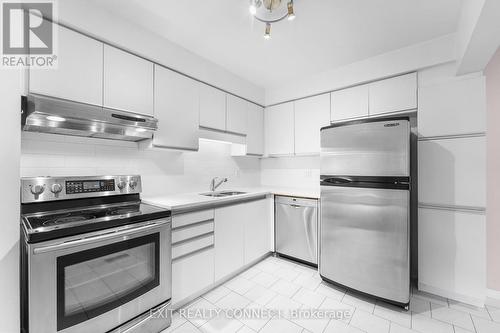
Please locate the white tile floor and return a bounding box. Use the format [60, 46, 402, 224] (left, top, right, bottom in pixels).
[162, 256, 500, 333]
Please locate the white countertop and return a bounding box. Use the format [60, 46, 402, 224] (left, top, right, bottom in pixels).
[143, 186, 319, 214]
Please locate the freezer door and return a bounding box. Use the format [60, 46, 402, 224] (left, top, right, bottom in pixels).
[320, 185, 409, 304]
[275, 197, 318, 265]
[321, 119, 410, 177]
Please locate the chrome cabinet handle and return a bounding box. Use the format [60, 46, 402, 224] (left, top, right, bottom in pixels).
[33, 219, 170, 255]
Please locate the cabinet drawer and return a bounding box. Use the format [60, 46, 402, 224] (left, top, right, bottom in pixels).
[172, 234, 214, 260]
[172, 220, 214, 244]
[172, 210, 214, 229]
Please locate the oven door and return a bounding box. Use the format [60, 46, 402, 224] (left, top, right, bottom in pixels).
[27, 219, 171, 333]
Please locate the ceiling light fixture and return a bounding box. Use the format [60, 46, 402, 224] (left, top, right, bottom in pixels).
[264, 23, 271, 39]
[249, 0, 296, 39]
[287, 1, 295, 20]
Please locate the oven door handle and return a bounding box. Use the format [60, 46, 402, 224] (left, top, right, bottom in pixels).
[32, 219, 170, 255]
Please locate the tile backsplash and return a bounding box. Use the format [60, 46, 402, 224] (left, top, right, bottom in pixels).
[260, 155, 320, 189]
[21, 132, 320, 196]
[21, 132, 261, 197]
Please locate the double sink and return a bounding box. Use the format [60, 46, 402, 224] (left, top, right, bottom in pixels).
[200, 191, 247, 198]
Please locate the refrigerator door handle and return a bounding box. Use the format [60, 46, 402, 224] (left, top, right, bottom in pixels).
[321, 177, 353, 185]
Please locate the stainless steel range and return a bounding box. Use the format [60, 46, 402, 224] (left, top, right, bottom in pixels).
[20, 175, 172, 333]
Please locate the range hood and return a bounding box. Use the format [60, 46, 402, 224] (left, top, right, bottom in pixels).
[21, 94, 158, 141]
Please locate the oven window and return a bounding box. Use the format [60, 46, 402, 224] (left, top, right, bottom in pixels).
[57, 233, 160, 331]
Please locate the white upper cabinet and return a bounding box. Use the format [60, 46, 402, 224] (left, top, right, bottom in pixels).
[294, 94, 331, 155]
[226, 95, 247, 134]
[29, 22, 103, 106]
[265, 102, 295, 156]
[199, 84, 226, 131]
[418, 75, 486, 137]
[246, 103, 264, 156]
[103, 45, 154, 115]
[331, 85, 369, 121]
[153, 65, 199, 151]
[369, 73, 417, 115]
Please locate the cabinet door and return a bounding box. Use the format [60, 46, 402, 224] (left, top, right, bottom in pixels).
[265, 102, 294, 156]
[226, 95, 247, 134]
[244, 199, 272, 264]
[172, 247, 214, 305]
[294, 94, 330, 155]
[418, 208, 486, 303]
[331, 85, 369, 121]
[418, 137, 486, 208]
[29, 22, 103, 106]
[214, 205, 245, 281]
[369, 73, 417, 115]
[418, 76, 486, 137]
[199, 84, 226, 131]
[246, 104, 264, 156]
[153, 66, 199, 150]
[103, 45, 154, 115]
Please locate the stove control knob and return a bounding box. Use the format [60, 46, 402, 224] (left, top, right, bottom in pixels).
[30, 184, 45, 196]
[117, 180, 127, 190]
[50, 183, 62, 194]
[129, 178, 138, 190]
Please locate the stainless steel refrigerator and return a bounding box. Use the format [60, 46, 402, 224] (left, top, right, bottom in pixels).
[319, 117, 410, 307]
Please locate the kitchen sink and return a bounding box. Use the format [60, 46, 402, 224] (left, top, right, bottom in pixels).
[200, 191, 247, 197]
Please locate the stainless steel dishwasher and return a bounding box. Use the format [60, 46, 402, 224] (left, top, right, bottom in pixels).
[275, 196, 318, 265]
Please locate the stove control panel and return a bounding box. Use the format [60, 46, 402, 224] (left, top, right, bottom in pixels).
[66, 179, 115, 194]
[21, 175, 142, 203]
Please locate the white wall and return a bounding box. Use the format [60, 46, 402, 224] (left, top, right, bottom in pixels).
[0, 70, 21, 331]
[21, 133, 261, 197]
[54, 0, 265, 105]
[265, 34, 456, 105]
[455, 0, 500, 75]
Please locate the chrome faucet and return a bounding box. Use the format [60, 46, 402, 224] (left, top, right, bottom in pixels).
[210, 177, 228, 192]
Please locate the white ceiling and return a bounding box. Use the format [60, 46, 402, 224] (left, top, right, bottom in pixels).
[91, 0, 463, 89]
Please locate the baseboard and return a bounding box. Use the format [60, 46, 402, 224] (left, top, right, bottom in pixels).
[486, 289, 500, 307]
[418, 282, 485, 307]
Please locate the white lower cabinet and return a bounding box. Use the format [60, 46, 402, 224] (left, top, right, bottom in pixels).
[171, 210, 215, 305]
[244, 198, 273, 264]
[418, 208, 486, 305]
[214, 198, 272, 281]
[214, 204, 245, 281]
[172, 247, 214, 305]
